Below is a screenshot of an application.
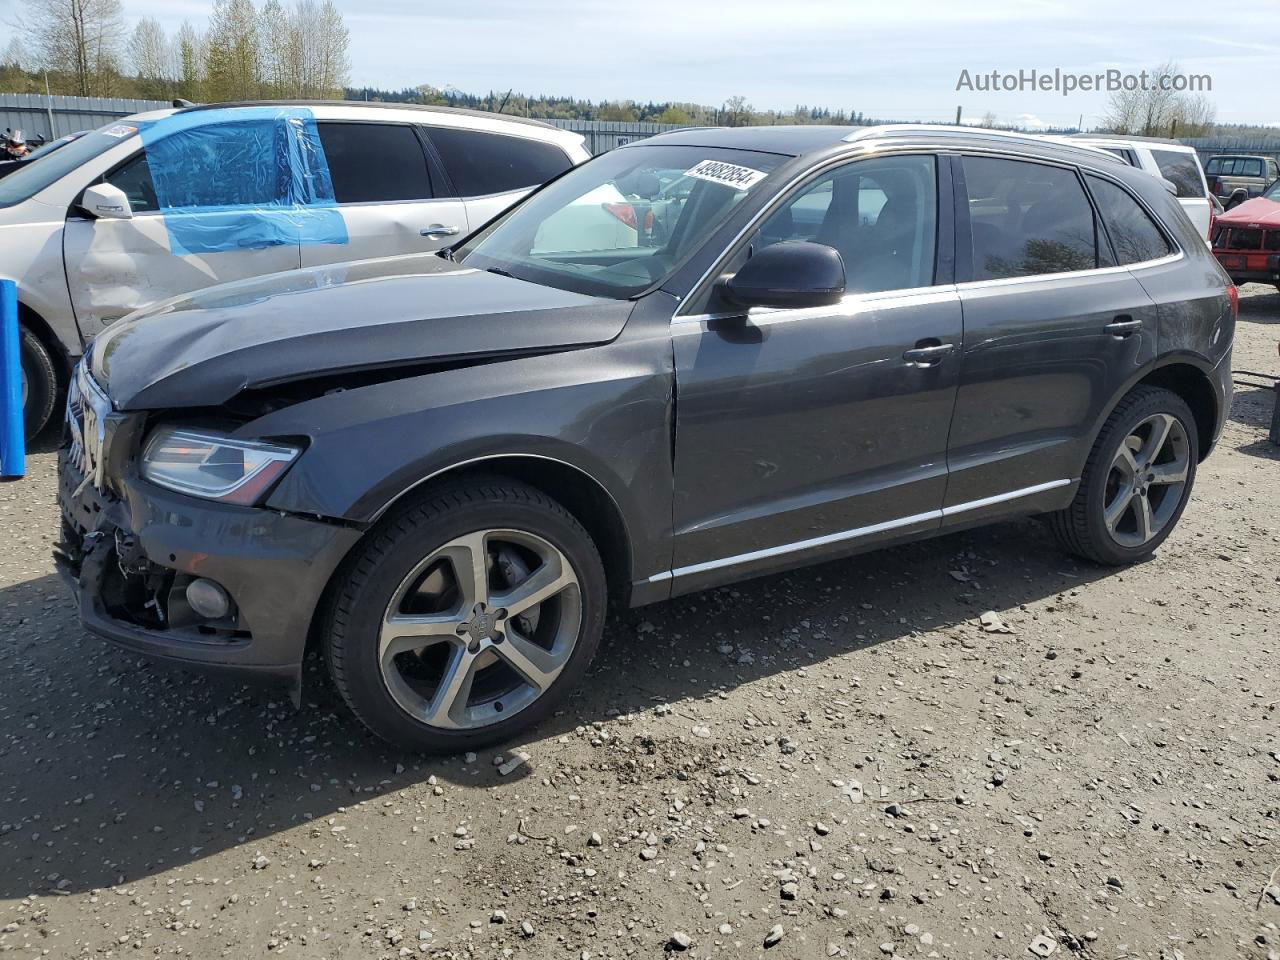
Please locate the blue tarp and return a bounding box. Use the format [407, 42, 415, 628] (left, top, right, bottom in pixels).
[138, 106, 347, 256]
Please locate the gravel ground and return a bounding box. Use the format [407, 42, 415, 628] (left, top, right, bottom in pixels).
[2, 285, 1278, 960]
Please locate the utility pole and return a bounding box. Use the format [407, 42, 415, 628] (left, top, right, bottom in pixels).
[955, 105, 962, 125]
[44, 71, 54, 140]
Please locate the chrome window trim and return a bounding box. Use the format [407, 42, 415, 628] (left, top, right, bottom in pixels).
[670, 140, 1179, 323]
[672, 284, 959, 329]
[954, 250, 1185, 292]
[648, 479, 1071, 584]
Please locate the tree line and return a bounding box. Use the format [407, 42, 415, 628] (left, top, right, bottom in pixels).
[2, 0, 350, 101]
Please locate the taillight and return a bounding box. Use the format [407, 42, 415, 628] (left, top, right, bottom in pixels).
[1208, 176, 1221, 196]
[603, 203, 637, 230]
[1227, 283, 1239, 320]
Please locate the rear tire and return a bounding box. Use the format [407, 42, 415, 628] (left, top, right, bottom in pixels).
[19, 324, 59, 438]
[1048, 386, 1198, 565]
[322, 477, 606, 752]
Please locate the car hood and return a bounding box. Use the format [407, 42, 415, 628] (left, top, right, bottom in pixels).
[92, 253, 632, 410]
[1217, 196, 1280, 228]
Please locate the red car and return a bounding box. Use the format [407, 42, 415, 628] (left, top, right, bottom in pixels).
[1212, 178, 1280, 290]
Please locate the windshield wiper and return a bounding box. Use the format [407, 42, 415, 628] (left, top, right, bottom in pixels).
[485, 266, 517, 279]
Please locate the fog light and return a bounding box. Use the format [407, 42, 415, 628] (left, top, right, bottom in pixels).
[186, 578, 231, 620]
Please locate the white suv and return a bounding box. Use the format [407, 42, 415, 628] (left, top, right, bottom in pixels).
[0, 101, 590, 436]
[1073, 135, 1211, 241]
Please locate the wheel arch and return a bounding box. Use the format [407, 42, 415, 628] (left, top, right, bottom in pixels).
[16, 300, 74, 379]
[1129, 360, 1218, 461]
[301, 453, 636, 668]
[1088, 355, 1219, 465]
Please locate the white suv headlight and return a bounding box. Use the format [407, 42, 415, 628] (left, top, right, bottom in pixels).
[141, 427, 300, 504]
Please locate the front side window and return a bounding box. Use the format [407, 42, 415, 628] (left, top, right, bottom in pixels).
[457, 145, 785, 298]
[105, 153, 158, 212]
[317, 122, 433, 203]
[145, 119, 286, 209]
[1151, 150, 1204, 199]
[963, 156, 1098, 280]
[429, 127, 573, 197]
[758, 155, 938, 293]
[1086, 175, 1173, 266]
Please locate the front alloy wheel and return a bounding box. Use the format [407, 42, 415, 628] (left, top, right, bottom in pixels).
[324, 478, 606, 751]
[379, 529, 582, 730]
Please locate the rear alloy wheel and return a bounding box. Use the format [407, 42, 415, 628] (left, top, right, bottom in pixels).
[1048, 386, 1198, 565]
[323, 479, 605, 751]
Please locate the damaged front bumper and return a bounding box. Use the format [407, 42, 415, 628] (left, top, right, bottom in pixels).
[56, 449, 362, 699]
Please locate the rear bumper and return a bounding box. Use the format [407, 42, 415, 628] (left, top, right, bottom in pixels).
[56, 451, 363, 691]
[1214, 251, 1280, 286]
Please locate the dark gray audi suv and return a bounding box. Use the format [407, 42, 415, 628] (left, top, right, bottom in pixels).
[57, 124, 1235, 750]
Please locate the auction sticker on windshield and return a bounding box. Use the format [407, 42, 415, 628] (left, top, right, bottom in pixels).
[103, 124, 137, 138]
[684, 159, 768, 191]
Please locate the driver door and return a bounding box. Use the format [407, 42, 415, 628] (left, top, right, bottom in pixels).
[669, 154, 963, 593]
[63, 136, 300, 340]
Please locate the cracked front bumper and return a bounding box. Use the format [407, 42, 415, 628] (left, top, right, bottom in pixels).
[56, 449, 363, 693]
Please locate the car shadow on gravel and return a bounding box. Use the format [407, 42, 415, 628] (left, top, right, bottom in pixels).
[0, 517, 1117, 899]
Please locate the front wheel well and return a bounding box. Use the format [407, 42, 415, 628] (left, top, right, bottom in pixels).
[1133, 363, 1217, 460]
[16, 302, 73, 379]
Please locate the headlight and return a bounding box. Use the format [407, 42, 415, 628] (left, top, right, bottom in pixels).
[141, 427, 300, 504]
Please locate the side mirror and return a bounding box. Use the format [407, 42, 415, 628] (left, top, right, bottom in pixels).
[721, 241, 845, 311]
[80, 182, 133, 220]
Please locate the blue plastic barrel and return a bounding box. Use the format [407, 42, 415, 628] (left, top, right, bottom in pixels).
[0, 279, 25, 480]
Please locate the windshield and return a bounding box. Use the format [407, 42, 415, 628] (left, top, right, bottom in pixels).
[456, 145, 786, 298]
[1265, 179, 1280, 202]
[0, 120, 138, 208]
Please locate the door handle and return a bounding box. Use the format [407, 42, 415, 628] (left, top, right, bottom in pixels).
[421, 224, 461, 239]
[1105, 316, 1142, 338]
[902, 341, 956, 366]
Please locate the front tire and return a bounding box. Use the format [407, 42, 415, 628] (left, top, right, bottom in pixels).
[19, 324, 59, 438]
[1049, 386, 1198, 565]
[322, 477, 606, 752]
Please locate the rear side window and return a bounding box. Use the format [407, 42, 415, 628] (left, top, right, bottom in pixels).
[1205, 158, 1220, 175]
[963, 156, 1098, 280]
[1242, 159, 1263, 177]
[316, 122, 433, 203]
[428, 127, 572, 197]
[1086, 175, 1173, 265]
[1101, 147, 1138, 166]
[1150, 150, 1204, 199]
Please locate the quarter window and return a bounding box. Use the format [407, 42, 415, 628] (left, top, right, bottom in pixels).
[963, 156, 1098, 280]
[429, 127, 573, 197]
[1150, 150, 1204, 199]
[1086, 175, 1173, 266]
[758, 155, 938, 293]
[316, 122, 433, 203]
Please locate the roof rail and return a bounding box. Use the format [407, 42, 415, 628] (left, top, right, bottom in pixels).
[844, 124, 1122, 161]
[173, 99, 566, 132]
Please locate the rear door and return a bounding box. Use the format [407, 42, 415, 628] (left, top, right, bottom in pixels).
[63, 120, 301, 339]
[300, 120, 468, 266]
[426, 126, 576, 229]
[946, 154, 1159, 519]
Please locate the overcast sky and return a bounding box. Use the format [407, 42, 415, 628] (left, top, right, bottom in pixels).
[81, 0, 1280, 126]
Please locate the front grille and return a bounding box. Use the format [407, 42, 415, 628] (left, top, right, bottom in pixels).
[65, 362, 112, 491]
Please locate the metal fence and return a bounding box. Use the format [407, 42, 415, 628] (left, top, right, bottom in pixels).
[1180, 136, 1280, 166]
[0, 93, 170, 141]
[6, 94, 1280, 163]
[0, 94, 685, 152]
